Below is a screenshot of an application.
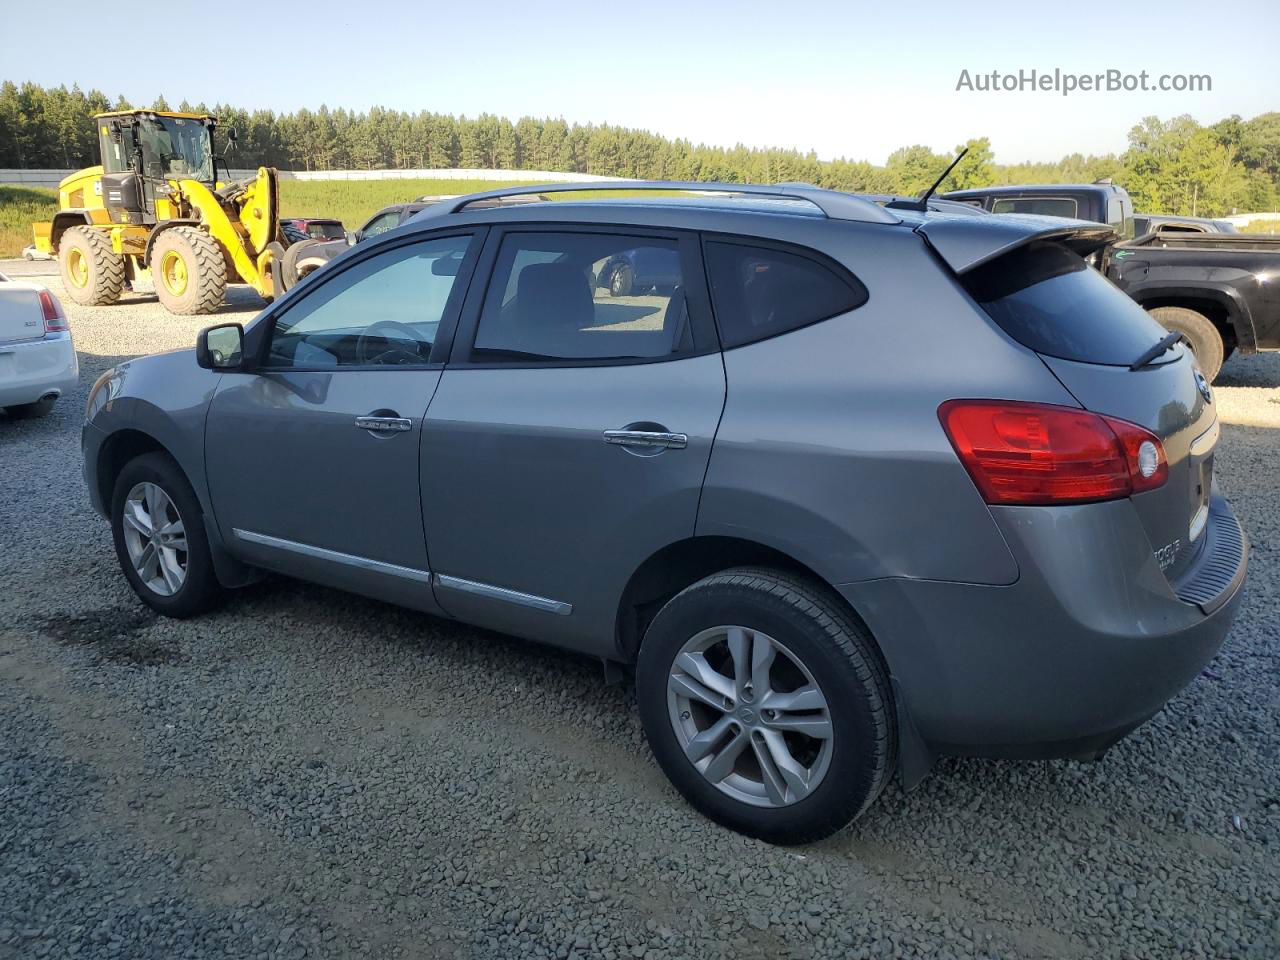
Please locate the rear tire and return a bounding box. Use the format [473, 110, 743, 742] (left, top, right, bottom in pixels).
[110, 452, 224, 618]
[151, 226, 227, 316]
[637, 567, 896, 844]
[4, 396, 56, 418]
[1148, 306, 1224, 382]
[58, 226, 124, 306]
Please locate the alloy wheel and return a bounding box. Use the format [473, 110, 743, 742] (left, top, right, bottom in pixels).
[121, 481, 188, 596]
[666, 625, 833, 807]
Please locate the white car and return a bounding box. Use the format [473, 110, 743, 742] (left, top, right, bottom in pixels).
[22, 244, 55, 261]
[0, 272, 78, 418]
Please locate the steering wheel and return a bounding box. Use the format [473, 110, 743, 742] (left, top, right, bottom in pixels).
[355, 320, 429, 366]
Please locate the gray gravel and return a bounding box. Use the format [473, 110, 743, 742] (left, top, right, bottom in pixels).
[2, 273, 1279, 959]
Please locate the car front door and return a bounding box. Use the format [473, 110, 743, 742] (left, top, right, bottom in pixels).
[420, 226, 726, 655]
[205, 230, 482, 613]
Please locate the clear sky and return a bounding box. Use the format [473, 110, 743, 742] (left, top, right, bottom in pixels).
[2, 0, 1276, 165]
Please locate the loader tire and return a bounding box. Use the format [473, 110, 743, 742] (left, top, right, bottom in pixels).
[1147, 305, 1224, 383]
[152, 227, 227, 316]
[59, 226, 124, 306]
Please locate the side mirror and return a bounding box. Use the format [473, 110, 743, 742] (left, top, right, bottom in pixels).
[346, 230, 360, 246]
[196, 322, 245, 370]
[227, 126, 239, 143]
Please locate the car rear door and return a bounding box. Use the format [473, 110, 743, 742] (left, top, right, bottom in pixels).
[420, 225, 725, 655]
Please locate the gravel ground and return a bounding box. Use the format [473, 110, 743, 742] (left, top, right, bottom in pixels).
[2, 273, 1279, 960]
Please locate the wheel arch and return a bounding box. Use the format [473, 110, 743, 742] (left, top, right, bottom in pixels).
[618, 535, 934, 790]
[1128, 284, 1253, 352]
[615, 535, 859, 664]
[94, 425, 260, 589]
[50, 211, 93, 250]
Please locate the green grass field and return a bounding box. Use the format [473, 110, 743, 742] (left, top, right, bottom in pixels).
[277, 178, 552, 229]
[0, 178, 666, 258]
[0, 185, 59, 259]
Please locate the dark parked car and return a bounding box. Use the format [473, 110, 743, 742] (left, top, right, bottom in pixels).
[83, 181, 1247, 843]
[595, 246, 682, 297]
[280, 217, 346, 242]
[944, 182, 1280, 380]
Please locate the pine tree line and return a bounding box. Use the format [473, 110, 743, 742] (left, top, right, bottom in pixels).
[1, 80, 1277, 216]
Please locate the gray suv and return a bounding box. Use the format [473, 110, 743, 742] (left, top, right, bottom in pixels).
[82, 182, 1248, 844]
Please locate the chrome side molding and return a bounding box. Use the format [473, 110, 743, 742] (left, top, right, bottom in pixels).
[433, 574, 572, 615]
[232, 529, 433, 583]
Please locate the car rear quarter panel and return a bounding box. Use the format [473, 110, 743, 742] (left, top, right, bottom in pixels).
[697, 225, 1080, 586]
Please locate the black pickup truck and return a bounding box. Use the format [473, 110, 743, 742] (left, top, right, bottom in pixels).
[944, 182, 1280, 380]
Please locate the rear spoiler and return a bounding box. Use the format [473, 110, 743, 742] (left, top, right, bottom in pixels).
[914, 214, 1116, 274]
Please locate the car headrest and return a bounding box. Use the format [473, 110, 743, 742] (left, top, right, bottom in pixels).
[517, 263, 594, 331]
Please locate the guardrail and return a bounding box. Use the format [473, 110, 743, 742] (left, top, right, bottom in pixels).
[0, 168, 630, 189]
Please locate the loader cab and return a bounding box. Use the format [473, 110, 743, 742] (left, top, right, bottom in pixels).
[97, 111, 216, 225]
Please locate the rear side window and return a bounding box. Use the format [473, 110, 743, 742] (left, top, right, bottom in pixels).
[704, 241, 867, 348]
[470, 231, 694, 363]
[964, 242, 1169, 366]
[991, 197, 1078, 218]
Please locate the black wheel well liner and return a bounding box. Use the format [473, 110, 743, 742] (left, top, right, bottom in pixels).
[1133, 291, 1242, 349]
[49, 211, 93, 250]
[615, 536, 855, 663]
[95, 429, 172, 508]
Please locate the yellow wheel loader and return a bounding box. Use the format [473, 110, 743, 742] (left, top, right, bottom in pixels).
[32, 110, 284, 315]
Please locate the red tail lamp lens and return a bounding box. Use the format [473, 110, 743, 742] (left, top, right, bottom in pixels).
[939, 400, 1167, 505]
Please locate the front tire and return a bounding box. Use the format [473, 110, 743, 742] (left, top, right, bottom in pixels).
[151, 226, 227, 316]
[111, 452, 224, 617]
[1148, 305, 1224, 382]
[59, 226, 124, 306]
[637, 567, 896, 844]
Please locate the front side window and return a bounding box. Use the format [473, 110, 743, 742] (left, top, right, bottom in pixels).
[991, 197, 1079, 218]
[362, 210, 402, 239]
[470, 232, 691, 363]
[266, 235, 472, 368]
[704, 240, 867, 349]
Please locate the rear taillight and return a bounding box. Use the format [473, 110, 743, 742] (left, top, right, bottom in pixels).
[939, 400, 1168, 505]
[39, 290, 68, 333]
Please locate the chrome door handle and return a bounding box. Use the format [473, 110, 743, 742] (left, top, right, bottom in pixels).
[355, 416, 413, 433]
[603, 429, 688, 450]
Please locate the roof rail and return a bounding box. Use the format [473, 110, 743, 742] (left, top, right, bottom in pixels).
[416, 181, 901, 225]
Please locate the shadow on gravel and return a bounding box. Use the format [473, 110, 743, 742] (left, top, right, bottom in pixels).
[38, 608, 176, 665]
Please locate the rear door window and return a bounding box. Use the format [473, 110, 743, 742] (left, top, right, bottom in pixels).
[468, 231, 697, 363]
[991, 197, 1079, 218]
[703, 240, 867, 348]
[964, 242, 1169, 366]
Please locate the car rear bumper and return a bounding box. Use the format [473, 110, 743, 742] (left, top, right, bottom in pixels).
[0, 333, 77, 407]
[838, 493, 1247, 759]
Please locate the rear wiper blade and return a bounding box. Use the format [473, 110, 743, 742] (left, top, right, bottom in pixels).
[1130, 331, 1186, 371]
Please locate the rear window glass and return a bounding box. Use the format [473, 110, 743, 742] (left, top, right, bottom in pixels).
[991, 197, 1078, 218]
[704, 241, 866, 348]
[964, 242, 1169, 366]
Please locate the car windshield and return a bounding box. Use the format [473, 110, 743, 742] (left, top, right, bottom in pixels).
[141, 116, 213, 182]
